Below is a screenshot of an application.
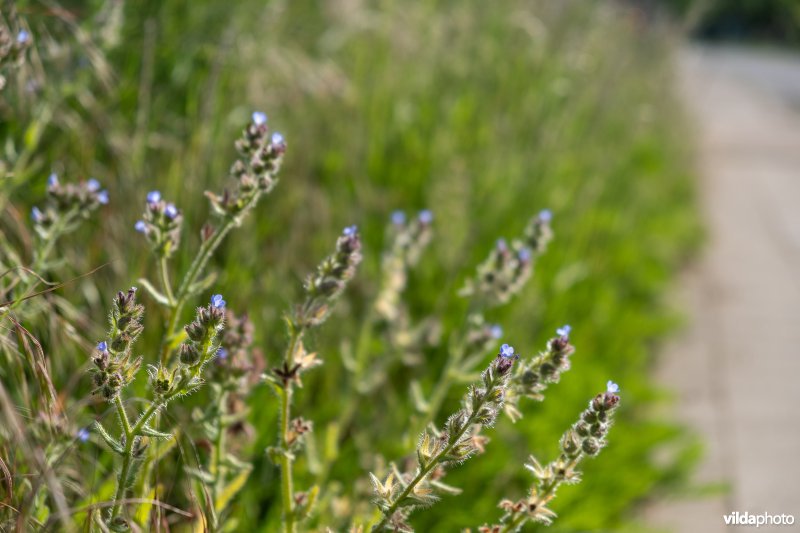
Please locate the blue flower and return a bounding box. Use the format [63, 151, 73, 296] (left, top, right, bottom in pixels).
[606, 380, 620, 394]
[164, 203, 178, 219]
[556, 324, 571, 338]
[252, 111, 268, 126]
[391, 210, 406, 225]
[499, 343, 515, 358]
[343, 225, 358, 237]
[489, 324, 503, 339]
[76, 427, 90, 442]
[210, 294, 226, 309]
[496, 238, 508, 252]
[97, 341, 108, 353]
[97, 190, 109, 205]
[271, 132, 285, 146]
[17, 30, 30, 44]
[134, 220, 147, 233]
[418, 209, 433, 224]
[48, 173, 59, 187]
[87, 178, 101, 192]
[216, 347, 228, 360]
[31, 206, 43, 222]
[538, 209, 552, 223]
[517, 247, 532, 262]
[146, 190, 161, 204]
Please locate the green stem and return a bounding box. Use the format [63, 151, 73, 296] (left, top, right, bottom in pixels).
[373, 383, 492, 531]
[108, 400, 164, 520]
[279, 326, 304, 533]
[500, 514, 527, 533]
[280, 385, 295, 533]
[159, 256, 176, 306]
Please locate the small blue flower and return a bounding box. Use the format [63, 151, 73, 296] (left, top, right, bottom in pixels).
[146, 190, 161, 204]
[496, 238, 508, 252]
[134, 220, 147, 233]
[343, 225, 358, 237]
[538, 209, 552, 223]
[556, 324, 571, 338]
[210, 294, 226, 309]
[252, 111, 268, 126]
[97, 190, 109, 205]
[17, 30, 30, 44]
[271, 132, 285, 146]
[606, 380, 620, 394]
[87, 178, 101, 192]
[48, 173, 59, 187]
[164, 203, 178, 219]
[31, 206, 43, 223]
[418, 209, 433, 224]
[499, 343, 515, 358]
[391, 210, 406, 225]
[517, 247, 532, 262]
[76, 427, 90, 442]
[97, 341, 108, 353]
[489, 324, 503, 339]
[216, 347, 228, 360]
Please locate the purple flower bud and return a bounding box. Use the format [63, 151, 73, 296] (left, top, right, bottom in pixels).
[87, 178, 101, 192]
[418, 209, 433, 224]
[216, 347, 228, 360]
[391, 210, 406, 225]
[146, 190, 161, 204]
[48, 173, 59, 187]
[343, 225, 358, 237]
[271, 132, 285, 146]
[496, 238, 508, 252]
[31, 206, 43, 223]
[135, 220, 147, 233]
[97, 190, 109, 205]
[489, 324, 503, 339]
[606, 380, 620, 394]
[76, 427, 90, 442]
[164, 203, 178, 219]
[556, 324, 571, 338]
[97, 341, 108, 353]
[538, 209, 552, 223]
[252, 111, 267, 126]
[210, 294, 226, 309]
[517, 247, 532, 262]
[500, 343, 515, 358]
[17, 30, 30, 44]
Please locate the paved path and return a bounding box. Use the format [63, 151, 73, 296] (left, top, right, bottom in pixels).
[646, 45, 800, 532]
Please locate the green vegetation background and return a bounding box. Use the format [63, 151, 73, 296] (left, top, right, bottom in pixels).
[3, 0, 701, 530]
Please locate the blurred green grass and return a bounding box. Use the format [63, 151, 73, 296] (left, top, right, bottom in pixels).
[3, 0, 702, 530]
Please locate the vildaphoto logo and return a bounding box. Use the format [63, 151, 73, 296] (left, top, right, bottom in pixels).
[723, 511, 795, 527]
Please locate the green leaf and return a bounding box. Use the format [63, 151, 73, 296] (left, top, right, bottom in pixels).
[93, 421, 124, 454]
[137, 278, 171, 306]
[215, 466, 252, 513]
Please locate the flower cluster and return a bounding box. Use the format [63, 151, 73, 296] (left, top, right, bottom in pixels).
[504, 325, 575, 422]
[212, 309, 259, 385]
[31, 173, 108, 238]
[207, 111, 287, 219]
[483, 382, 620, 531]
[296, 225, 363, 328]
[460, 209, 553, 307]
[371, 346, 517, 531]
[89, 288, 144, 401]
[375, 210, 433, 322]
[0, 26, 32, 91]
[134, 190, 183, 258]
[178, 294, 226, 367]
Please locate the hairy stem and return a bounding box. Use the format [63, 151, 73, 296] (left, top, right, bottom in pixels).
[373, 385, 492, 531]
[279, 326, 304, 533]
